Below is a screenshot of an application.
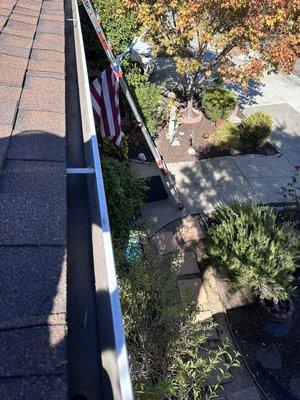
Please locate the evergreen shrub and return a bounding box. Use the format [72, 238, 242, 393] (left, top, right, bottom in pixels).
[201, 88, 237, 122]
[239, 112, 272, 150]
[205, 204, 299, 300]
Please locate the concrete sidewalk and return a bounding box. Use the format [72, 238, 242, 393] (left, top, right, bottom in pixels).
[167, 72, 300, 215]
[141, 71, 300, 231]
[167, 153, 294, 214]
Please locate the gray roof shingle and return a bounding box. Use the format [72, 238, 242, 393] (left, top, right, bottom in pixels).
[37, 19, 65, 36]
[0, 325, 67, 377]
[10, 12, 39, 25]
[3, 20, 37, 39]
[0, 124, 12, 165]
[13, 5, 40, 16]
[13, 109, 65, 134]
[0, 99, 18, 125]
[0, 374, 68, 400]
[0, 160, 66, 244]
[0, 63, 26, 86]
[0, 246, 66, 327]
[0, 32, 33, 49]
[28, 58, 65, 74]
[24, 74, 65, 92]
[0, 0, 67, 396]
[19, 87, 65, 113]
[0, 42, 31, 58]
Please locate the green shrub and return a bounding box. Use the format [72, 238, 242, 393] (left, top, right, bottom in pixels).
[101, 156, 147, 255]
[127, 69, 164, 138]
[80, 0, 139, 71]
[215, 122, 239, 147]
[201, 88, 237, 122]
[82, 0, 163, 138]
[239, 112, 272, 150]
[93, 0, 139, 55]
[100, 136, 128, 161]
[120, 242, 238, 399]
[205, 204, 299, 301]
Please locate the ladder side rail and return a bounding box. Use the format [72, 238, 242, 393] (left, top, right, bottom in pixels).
[82, 0, 183, 209]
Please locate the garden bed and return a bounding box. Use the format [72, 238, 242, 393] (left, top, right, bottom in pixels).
[127, 126, 155, 162]
[155, 110, 278, 163]
[127, 110, 278, 164]
[204, 208, 300, 400]
[215, 270, 300, 400]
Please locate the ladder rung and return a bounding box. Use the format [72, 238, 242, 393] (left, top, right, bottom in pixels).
[66, 167, 95, 174]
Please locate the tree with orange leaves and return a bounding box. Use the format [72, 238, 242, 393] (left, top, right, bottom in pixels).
[122, 0, 300, 117]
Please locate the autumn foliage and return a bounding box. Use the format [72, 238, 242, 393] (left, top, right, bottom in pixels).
[121, 0, 300, 110]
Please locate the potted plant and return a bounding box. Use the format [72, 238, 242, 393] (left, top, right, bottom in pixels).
[205, 204, 299, 321]
[259, 297, 294, 322]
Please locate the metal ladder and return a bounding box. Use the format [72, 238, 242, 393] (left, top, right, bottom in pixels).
[81, 0, 184, 210]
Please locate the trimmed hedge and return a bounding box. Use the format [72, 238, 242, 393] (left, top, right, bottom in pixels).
[201, 88, 237, 122]
[215, 121, 239, 147]
[239, 112, 272, 150]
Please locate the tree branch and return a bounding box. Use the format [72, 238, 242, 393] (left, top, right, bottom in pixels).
[200, 39, 236, 73]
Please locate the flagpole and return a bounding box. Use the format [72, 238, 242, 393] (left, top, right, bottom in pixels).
[81, 0, 183, 210]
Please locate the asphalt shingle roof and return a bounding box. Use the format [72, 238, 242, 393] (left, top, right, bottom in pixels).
[0, 0, 67, 397]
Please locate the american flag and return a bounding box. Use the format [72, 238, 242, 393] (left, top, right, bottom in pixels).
[90, 66, 123, 146]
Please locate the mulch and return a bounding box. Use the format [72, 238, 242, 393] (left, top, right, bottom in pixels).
[127, 127, 155, 162]
[218, 280, 300, 400]
[212, 220, 300, 400]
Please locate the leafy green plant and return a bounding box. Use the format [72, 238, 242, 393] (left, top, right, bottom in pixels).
[93, 0, 139, 56]
[215, 121, 239, 147]
[99, 136, 129, 161]
[239, 112, 272, 150]
[80, 0, 139, 72]
[201, 88, 237, 122]
[205, 204, 299, 301]
[279, 165, 300, 206]
[101, 156, 147, 256]
[120, 242, 239, 399]
[127, 69, 164, 138]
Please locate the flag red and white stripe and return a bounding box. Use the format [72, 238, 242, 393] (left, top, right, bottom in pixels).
[90, 66, 123, 146]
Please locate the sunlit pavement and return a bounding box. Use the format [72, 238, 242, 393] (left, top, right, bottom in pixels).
[167, 71, 300, 215]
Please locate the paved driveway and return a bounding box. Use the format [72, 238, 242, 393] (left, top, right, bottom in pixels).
[244, 72, 300, 166]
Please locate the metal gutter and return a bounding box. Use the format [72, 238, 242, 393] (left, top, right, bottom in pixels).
[71, 1, 134, 399]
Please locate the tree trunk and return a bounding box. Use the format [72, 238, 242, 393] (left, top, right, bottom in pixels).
[185, 73, 196, 118]
[186, 96, 194, 118]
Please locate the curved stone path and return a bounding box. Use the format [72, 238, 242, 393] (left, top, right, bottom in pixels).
[152, 215, 262, 399]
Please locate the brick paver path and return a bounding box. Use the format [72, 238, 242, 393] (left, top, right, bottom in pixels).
[153, 217, 262, 399]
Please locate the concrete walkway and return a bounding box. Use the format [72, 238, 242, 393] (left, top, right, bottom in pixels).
[167, 72, 300, 214]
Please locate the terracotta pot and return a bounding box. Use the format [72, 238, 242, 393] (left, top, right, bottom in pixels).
[215, 119, 224, 128]
[181, 108, 203, 124]
[259, 297, 294, 322]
